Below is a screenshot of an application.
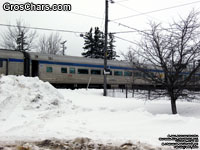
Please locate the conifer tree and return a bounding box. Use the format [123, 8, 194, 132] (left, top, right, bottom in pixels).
[93, 27, 104, 59]
[82, 27, 117, 59]
[107, 33, 118, 60]
[82, 28, 94, 58]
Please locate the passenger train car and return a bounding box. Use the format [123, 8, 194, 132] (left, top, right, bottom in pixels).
[0, 49, 141, 88]
[3, 49, 197, 89]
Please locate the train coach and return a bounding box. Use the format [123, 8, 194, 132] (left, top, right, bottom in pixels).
[1, 49, 199, 90]
[0, 49, 142, 88]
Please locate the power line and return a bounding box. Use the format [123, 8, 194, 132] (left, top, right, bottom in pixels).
[112, 0, 200, 21]
[115, 3, 139, 13]
[111, 21, 146, 33]
[111, 20, 177, 35]
[69, 12, 103, 20]
[114, 35, 138, 45]
[0, 22, 140, 35]
[0, 23, 85, 34]
[112, 30, 138, 34]
[115, 3, 165, 22]
[7, 0, 103, 20]
[114, 0, 131, 3]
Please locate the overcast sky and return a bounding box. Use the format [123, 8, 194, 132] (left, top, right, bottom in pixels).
[0, 0, 200, 58]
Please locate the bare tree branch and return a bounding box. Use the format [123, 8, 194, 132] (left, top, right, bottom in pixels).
[37, 33, 63, 55]
[0, 19, 37, 51]
[125, 10, 200, 114]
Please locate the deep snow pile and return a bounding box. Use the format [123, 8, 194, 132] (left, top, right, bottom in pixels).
[0, 75, 71, 141]
[0, 75, 200, 149]
[0, 75, 65, 111]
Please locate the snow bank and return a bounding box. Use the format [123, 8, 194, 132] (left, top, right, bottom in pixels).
[0, 75, 200, 149]
[0, 75, 66, 111]
[0, 75, 71, 141]
[59, 89, 200, 147]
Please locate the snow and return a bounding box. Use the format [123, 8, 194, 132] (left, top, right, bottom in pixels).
[0, 75, 200, 149]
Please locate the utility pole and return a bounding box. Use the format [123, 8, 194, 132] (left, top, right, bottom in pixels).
[103, 0, 109, 96]
[21, 32, 24, 51]
[104, 0, 114, 96]
[61, 40, 67, 56]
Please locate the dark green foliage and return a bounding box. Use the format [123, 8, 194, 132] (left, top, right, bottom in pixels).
[82, 28, 95, 58]
[82, 27, 117, 59]
[107, 33, 119, 60]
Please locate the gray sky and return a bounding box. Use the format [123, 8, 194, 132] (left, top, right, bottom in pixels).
[0, 0, 200, 58]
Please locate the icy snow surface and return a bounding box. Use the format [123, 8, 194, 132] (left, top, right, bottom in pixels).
[0, 75, 200, 147]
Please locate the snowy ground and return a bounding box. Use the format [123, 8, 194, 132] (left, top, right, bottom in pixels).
[0, 75, 200, 149]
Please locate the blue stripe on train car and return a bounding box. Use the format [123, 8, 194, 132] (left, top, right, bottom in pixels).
[39, 60, 134, 70]
[9, 58, 24, 62]
[39, 60, 104, 68]
[6, 58, 199, 76]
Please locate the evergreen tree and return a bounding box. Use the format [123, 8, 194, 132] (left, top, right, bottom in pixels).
[82, 27, 117, 59]
[82, 28, 95, 58]
[107, 33, 118, 60]
[93, 27, 104, 59]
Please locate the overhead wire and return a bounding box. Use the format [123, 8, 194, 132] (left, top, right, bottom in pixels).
[114, 35, 138, 45]
[115, 3, 140, 13]
[6, 0, 104, 20]
[112, 0, 200, 21]
[110, 20, 147, 34]
[0, 23, 85, 34]
[114, 0, 132, 3]
[5, 0, 196, 46]
[110, 20, 182, 36]
[112, 30, 138, 34]
[114, 2, 165, 23]
[68, 12, 103, 20]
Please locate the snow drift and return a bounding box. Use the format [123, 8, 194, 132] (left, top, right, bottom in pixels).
[0, 75, 65, 111]
[0, 75, 71, 141]
[0, 75, 200, 149]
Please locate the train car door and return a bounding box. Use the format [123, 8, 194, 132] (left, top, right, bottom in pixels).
[23, 52, 30, 76]
[32, 60, 39, 77]
[0, 58, 8, 75]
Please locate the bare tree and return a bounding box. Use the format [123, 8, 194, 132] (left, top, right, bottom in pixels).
[122, 46, 138, 63]
[38, 33, 62, 55]
[127, 11, 200, 114]
[1, 19, 37, 51]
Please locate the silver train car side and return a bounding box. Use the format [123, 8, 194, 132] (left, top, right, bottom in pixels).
[0, 49, 140, 88]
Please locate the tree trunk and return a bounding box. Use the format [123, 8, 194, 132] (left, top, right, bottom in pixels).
[171, 99, 177, 114]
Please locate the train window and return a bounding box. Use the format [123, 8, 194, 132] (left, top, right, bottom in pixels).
[78, 68, 88, 74]
[0, 60, 3, 68]
[143, 73, 146, 78]
[91, 69, 101, 75]
[150, 73, 155, 78]
[134, 72, 141, 77]
[124, 71, 132, 76]
[46, 67, 53, 73]
[70, 68, 75, 74]
[61, 68, 67, 73]
[178, 75, 183, 80]
[114, 71, 123, 76]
